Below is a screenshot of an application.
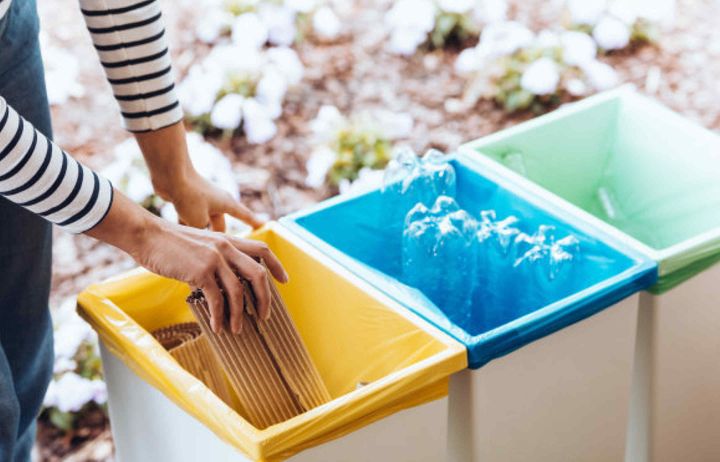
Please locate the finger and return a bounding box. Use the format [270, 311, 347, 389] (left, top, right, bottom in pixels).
[227, 249, 272, 321]
[228, 237, 289, 283]
[210, 214, 226, 233]
[202, 280, 225, 334]
[249, 267, 272, 321]
[217, 262, 245, 334]
[225, 199, 265, 229]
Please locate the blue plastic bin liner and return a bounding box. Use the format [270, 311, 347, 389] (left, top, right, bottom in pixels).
[283, 154, 657, 368]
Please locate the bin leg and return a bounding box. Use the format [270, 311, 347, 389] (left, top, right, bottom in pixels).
[448, 296, 638, 462]
[625, 294, 655, 462]
[638, 263, 720, 462]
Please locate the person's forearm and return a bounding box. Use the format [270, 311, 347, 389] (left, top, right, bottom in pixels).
[133, 121, 192, 200]
[85, 189, 161, 257]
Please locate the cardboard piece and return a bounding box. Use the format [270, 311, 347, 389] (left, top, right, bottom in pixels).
[187, 274, 331, 429]
[152, 323, 238, 409]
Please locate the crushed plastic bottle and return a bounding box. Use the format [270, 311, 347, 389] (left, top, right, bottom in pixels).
[382, 148, 457, 227]
[474, 210, 524, 329]
[402, 196, 477, 328]
[513, 226, 581, 289]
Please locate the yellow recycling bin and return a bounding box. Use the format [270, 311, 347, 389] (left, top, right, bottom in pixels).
[77, 222, 466, 462]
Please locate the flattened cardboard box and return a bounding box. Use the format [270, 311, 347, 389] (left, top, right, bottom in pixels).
[152, 323, 237, 410]
[187, 276, 331, 429]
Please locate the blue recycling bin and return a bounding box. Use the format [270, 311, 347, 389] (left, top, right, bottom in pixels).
[283, 153, 656, 461]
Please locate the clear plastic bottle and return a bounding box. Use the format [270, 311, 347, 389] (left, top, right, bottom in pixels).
[474, 210, 524, 330]
[402, 196, 477, 329]
[513, 226, 581, 299]
[382, 148, 457, 228]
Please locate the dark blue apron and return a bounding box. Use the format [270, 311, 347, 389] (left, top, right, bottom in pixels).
[0, 0, 54, 460]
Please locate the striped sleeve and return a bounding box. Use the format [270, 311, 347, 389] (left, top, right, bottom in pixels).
[78, 0, 183, 132]
[0, 97, 114, 233]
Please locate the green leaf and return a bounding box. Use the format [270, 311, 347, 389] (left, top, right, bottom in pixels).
[49, 408, 76, 432]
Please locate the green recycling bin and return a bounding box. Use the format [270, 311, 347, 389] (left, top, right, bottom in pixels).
[461, 87, 720, 462]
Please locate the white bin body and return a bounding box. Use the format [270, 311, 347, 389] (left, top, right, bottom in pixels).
[99, 344, 448, 462]
[447, 295, 639, 462]
[626, 263, 720, 462]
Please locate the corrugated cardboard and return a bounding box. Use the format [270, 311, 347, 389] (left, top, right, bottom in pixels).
[152, 323, 238, 410]
[187, 273, 331, 429]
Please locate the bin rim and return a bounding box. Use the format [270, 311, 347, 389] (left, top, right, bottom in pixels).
[282, 154, 657, 368]
[77, 221, 467, 458]
[458, 87, 720, 287]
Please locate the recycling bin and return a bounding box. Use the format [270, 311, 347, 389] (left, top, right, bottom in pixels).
[77, 222, 466, 462]
[283, 153, 656, 462]
[460, 86, 720, 462]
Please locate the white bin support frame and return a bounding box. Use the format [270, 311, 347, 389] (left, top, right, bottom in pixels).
[626, 263, 720, 462]
[448, 295, 639, 462]
[99, 343, 448, 462]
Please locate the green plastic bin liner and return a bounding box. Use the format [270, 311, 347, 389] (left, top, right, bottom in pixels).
[462, 87, 720, 294]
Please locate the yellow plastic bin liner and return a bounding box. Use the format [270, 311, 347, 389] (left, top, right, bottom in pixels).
[77, 222, 467, 462]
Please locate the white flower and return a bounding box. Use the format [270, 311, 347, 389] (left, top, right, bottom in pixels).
[628, 0, 675, 25]
[607, 2, 638, 25]
[125, 171, 154, 203]
[536, 30, 560, 49]
[177, 66, 224, 117]
[385, 0, 436, 32]
[265, 47, 304, 85]
[580, 59, 620, 90]
[455, 47, 482, 75]
[211, 94, 246, 130]
[44, 373, 107, 412]
[566, 78, 588, 96]
[567, 0, 607, 25]
[258, 4, 297, 46]
[385, 0, 436, 54]
[41, 42, 84, 105]
[305, 146, 337, 188]
[561, 30, 597, 66]
[438, 0, 474, 14]
[478, 21, 534, 58]
[312, 6, 342, 40]
[285, 0, 317, 14]
[472, 0, 508, 24]
[520, 57, 560, 95]
[243, 99, 277, 144]
[160, 203, 179, 223]
[231, 13, 269, 50]
[389, 28, 428, 55]
[206, 45, 263, 75]
[186, 132, 239, 199]
[255, 70, 288, 109]
[339, 167, 385, 195]
[593, 15, 631, 50]
[53, 300, 94, 361]
[310, 105, 346, 141]
[53, 357, 77, 374]
[196, 9, 233, 43]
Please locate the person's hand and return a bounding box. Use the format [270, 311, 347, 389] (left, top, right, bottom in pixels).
[134, 122, 263, 231]
[87, 193, 288, 334]
[158, 169, 264, 231]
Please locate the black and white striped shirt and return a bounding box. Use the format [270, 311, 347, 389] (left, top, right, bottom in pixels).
[0, 0, 183, 232]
